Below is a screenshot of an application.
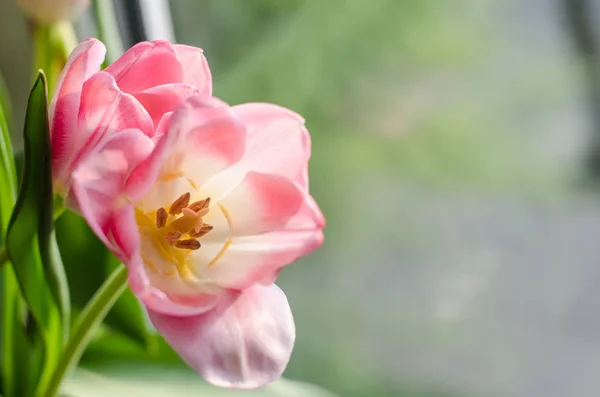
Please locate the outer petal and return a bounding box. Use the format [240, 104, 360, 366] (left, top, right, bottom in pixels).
[232, 103, 311, 189]
[50, 38, 106, 187]
[197, 173, 323, 289]
[126, 96, 246, 202]
[148, 284, 295, 389]
[173, 44, 212, 97]
[202, 230, 324, 289]
[70, 129, 154, 252]
[57, 71, 153, 186]
[132, 84, 199, 127]
[127, 254, 221, 317]
[104, 40, 182, 94]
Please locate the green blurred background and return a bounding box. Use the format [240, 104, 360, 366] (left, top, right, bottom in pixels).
[4, 0, 600, 396]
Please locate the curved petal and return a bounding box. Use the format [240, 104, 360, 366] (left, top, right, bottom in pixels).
[104, 40, 182, 94]
[50, 38, 106, 188]
[148, 284, 295, 389]
[126, 246, 222, 317]
[126, 96, 246, 202]
[218, 171, 304, 236]
[173, 44, 212, 97]
[232, 103, 311, 189]
[195, 172, 324, 289]
[70, 129, 153, 253]
[139, 286, 221, 317]
[202, 229, 324, 290]
[58, 71, 153, 186]
[132, 84, 199, 127]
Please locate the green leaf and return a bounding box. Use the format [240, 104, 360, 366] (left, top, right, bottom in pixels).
[0, 68, 33, 397]
[0, 266, 37, 397]
[57, 212, 153, 350]
[64, 364, 338, 397]
[0, 69, 16, 234]
[5, 72, 69, 394]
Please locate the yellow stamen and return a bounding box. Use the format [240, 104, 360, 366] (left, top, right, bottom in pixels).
[188, 197, 211, 212]
[207, 238, 232, 268]
[189, 224, 213, 238]
[169, 192, 191, 215]
[164, 231, 182, 245]
[160, 171, 185, 182]
[175, 239, 201, 250]
[156, 207, 167, 228]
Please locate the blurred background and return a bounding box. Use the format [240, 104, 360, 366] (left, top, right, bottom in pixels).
[3, 0, 600, 396]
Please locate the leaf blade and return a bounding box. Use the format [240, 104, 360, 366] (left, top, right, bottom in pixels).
[5, 72, 69, 394]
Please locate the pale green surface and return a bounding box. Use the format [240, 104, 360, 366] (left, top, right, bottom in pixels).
[64, 365, 337, 397]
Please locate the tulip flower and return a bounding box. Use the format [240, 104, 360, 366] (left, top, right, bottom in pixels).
[18, 0, 90, 23]
[53, 39, 325, 388]
[50, 38, 211, 199]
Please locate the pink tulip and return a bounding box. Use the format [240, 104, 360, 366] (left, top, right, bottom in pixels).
[55, 40, 325, 388]
[50, 38, 212, 199]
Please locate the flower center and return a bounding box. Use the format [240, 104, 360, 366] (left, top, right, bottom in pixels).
[155, 192, 213, 248]
[135, 192, 214, 278]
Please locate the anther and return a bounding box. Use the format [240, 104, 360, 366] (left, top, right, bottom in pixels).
[175, 239, 201, 250]
[164, 231, 182, 245]
[169, 192, 191, 215]
[189, 224, 213, 238]
[188, 197, 211, 212]
[156, 207, 168, 228]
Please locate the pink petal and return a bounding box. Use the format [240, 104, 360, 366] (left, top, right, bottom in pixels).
[232, 103, 311, 189]
[104, 40, 182, 94]
[218, 171, 304, 236]
[202, 229, 324, 290]
[50, 38, 106, 188]
[155, 112, 173, 136]
[126, 96, 246, 201]
[139, 286, 221, 317]
[198, 173, 324, 289]
[148, 284, 295, 389]
[58, 71, 153, 186]
[71, 129, 153, 254]
[132, 84, 199, 128]
[125, 248, 222, 317]
[173, 44, 212, 97]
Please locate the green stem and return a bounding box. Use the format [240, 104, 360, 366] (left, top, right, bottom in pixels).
[32, 25, 55, 97]
[41, 264, 128, 397]
[49, 21, 77, 62]
[92, 0, 124, 67]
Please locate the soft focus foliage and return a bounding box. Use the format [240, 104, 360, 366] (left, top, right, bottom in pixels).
[17, 0, 90, 23]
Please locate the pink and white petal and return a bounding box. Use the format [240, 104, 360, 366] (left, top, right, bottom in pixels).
[201, 229, 324, 290]
[104, 40, 182, 94]
[132, 84, 199, 127]
[232, 103, 311, 189]
[50, 38, 106, 184]
[137, 285, 221, 317]
[155, 112, 173, 136]
[285, 192, 325, 231]
[148, 284, 295, 389]
[70, 129, 153, 253]
[126, 96, 245, 201]
[173, 44, 212, 96]
[78, 72, 154, 137]
[217, 171, 304, 236]
[58, 72, 154, 184]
